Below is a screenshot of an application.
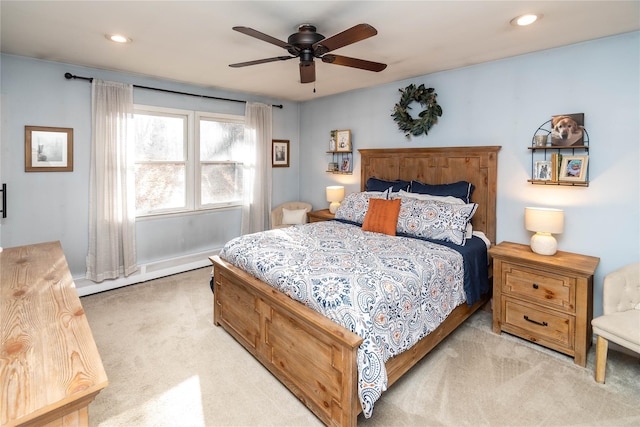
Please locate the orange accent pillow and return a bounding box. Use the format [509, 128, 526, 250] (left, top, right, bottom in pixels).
[362, 198, 401, 236]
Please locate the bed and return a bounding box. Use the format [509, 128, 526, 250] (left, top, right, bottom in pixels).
[210, 146, 500, 426]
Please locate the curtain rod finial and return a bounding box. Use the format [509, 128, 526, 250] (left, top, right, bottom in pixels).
[64, 72, 74, 80]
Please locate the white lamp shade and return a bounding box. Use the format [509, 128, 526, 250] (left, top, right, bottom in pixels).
[326, 186, 345, 214]
[525, 207, 564, 255]
[326, 186, 345, 202]
[525, 207, 564, 234]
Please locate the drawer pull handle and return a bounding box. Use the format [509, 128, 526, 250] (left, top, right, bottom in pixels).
[532, 283, 539, 289]
[524, 315, 548, 327]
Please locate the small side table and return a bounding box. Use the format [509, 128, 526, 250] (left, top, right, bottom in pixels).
[489, 241, 599, 367]
[307, 209, 335, 223]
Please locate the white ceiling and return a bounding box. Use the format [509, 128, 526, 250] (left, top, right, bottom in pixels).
[1, 1, 638, 102]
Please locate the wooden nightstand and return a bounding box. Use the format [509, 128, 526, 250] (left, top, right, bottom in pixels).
[307, 209, 335, 223]
[489, 241, 599, 367]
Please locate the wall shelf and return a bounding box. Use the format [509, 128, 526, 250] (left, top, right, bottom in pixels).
[326, 151, 353, 174]
[529, 119, 590, 186]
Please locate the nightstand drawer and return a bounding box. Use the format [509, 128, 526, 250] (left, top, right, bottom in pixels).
[502, 298, 575, 351]
[502, 263, 575, 313]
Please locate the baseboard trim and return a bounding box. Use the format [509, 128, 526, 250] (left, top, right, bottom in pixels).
[75, 249, 220, 297]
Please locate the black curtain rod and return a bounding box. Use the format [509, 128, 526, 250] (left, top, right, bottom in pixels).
[64, 73, 283, 109]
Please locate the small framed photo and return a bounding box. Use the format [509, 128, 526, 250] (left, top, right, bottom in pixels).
[341, 158, 350, 172]
[272, 139, 289, 167]
[559, 155, 589, 182]
[534, 160, 552, 181]
[25, 126, 73, 172]
[336, 130, 351, 152]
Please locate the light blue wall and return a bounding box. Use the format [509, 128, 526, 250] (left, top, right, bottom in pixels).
[300, 32, 640, 318]
[0, 55, 301, 276]
[2, 32, 638, 317]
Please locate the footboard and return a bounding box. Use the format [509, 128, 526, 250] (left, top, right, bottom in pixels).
[210, 256, 363, 427]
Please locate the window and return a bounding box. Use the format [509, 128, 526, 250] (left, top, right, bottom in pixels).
[134, 106, 244, 216]
[198, 113, 245, 207]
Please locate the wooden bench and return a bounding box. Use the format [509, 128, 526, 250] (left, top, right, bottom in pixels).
[1, 241, 108, 427]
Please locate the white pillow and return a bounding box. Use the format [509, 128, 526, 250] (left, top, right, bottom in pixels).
[396, 189, 466, 204]
[282, 207, 308, 225]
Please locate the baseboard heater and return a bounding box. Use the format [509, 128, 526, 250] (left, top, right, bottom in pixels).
[75, 248, 220, 296]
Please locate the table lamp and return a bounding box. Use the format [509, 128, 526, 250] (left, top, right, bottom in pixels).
[326, 186, 345, 214]
[525, 207, 564, 255]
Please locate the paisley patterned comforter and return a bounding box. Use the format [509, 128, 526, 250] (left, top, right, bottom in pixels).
[219, 221, 470, 418]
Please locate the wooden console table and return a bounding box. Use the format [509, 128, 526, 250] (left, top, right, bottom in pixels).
[1, 241, 108, 427]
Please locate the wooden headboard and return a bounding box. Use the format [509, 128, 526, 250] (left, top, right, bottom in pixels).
[359, 146, 501, 245]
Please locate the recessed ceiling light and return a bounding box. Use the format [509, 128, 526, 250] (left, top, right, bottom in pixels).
[106, 34, 131, 43]
[511, 14, 542, 26]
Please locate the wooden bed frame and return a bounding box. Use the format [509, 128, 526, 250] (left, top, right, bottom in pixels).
[210, 146, 500, 426]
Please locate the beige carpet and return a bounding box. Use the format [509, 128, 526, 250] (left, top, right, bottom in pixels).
[81, 267, 640, 427]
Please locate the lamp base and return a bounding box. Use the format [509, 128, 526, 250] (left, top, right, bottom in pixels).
[530, 232, 558, 255]
[329, 202, 340, 214]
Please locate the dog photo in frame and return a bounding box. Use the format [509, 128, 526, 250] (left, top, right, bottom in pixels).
[551, 113, 584, 147]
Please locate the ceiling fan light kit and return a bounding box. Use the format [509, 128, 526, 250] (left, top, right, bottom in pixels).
[230, 23, 387, 84]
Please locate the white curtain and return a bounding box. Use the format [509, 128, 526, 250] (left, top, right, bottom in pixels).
[241, 102, 272, 234]
[86, 79, 137, 282]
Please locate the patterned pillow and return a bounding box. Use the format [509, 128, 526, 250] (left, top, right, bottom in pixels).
[396, 198, 478, 245]
[335, 192, 387, 225]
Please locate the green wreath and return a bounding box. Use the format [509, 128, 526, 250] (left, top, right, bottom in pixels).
[391, 83, 442, 139]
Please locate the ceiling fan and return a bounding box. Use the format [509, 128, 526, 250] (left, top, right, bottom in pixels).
[229, 23, 387, 84]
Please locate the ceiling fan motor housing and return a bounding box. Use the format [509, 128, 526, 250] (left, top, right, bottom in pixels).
[288, 24, 325, 48]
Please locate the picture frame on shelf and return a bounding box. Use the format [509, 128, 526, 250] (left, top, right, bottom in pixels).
[336, 129, 351, 152]
[551, 113, 584, 147]
[341, 158, 350, 172]
[25, 126, 74, 172]
[272, 139, 290, 167]
[559, 155, 588, 182]
[534, 160, 552, 181]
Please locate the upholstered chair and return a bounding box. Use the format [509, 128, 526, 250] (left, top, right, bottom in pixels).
[270, 202, 313, 229]
[591, 262, 640, 383]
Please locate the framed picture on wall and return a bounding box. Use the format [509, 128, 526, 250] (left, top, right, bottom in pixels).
[559, 155, 588, 182]
[25, 126, 73, 172]
[336, 130, 351, 152]
[551, 113, 584, 147]
[272, 139, 290, 167]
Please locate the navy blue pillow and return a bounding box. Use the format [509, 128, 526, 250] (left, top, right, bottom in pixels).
[366, 177, 410, 193]
[410, 180, 475, 203]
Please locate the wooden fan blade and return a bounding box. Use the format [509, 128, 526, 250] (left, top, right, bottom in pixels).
[313, 24, 377, 55]
[229, 56, 295, 68]
[232, 26, 291, 49]
[322, 54, 387, 72]
[300, 61, 316, 83]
